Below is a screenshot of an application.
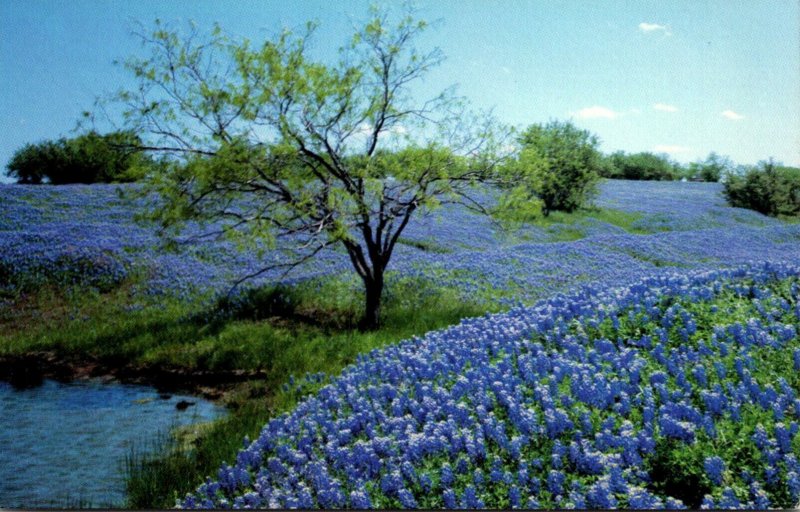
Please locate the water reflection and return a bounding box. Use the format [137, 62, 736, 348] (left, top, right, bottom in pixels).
[0, 379, 224, 508]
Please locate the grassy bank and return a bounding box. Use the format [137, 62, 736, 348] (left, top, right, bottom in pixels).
[495, 206, 646, 243]
[0, 274, 492, 507]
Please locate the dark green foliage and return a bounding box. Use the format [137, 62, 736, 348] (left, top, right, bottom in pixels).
[212, 285, 299, 323]
[515, 120, 603, 216]
[646, 439, 711, 508]
[723, 159, 800, 217]
[5, 131, 156, 184]
[5, 141, 56, 184]
[605, 151, 678, 181]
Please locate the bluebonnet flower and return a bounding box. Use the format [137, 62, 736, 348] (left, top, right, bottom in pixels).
[704, 456, 725, 486]
[440, 463, 454, 488]
[700, 495, 716, 509]
[380, 470, 403, 496]
[774, 422, 798, 453]
[586, 479, 617, 509]
[787, 471, 800, 499]
[628, 487, 663, 509]
[752, 425, 770, 450]
[544, 408, 574, 438]
[665, 497, 687, 509]
[750, 482, 771, 509]
[349, 490, 371, 509]
[701, 389, 726, 417]
[472, 468, 484, 487]
[508, 486, 521, 509]
[396, 488, 417, 508]
[659, 415, 696, 443]
[547, 469, 566, 496]
[442, 488, 457, 508]
[461, 485, 484, 509]
[716, 488, 742, 508]
[568, 490, 587, 509]
[419, 473, 433, 493]
[650, 371, 668, 386]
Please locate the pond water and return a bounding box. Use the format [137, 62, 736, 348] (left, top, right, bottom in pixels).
[0, 379, 225, 508]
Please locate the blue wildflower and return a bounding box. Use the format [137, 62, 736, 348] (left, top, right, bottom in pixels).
[704, 456, 725, 486]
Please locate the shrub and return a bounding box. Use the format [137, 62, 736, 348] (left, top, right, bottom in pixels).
[5, 130, 155, 184]
[723, 160, 800, 217]
[511, 120, 602, 216]
[607, 151, 678, 181]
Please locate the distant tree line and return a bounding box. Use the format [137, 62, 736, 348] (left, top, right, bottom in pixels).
[6, 127, 800, 222]
[598, 151, 733, 183]
[5, 124, 796, 226]
[5, 130, 160, 184]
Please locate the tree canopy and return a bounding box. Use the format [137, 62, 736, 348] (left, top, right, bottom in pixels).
[120, 7, 515, 328]
[5, 130, 153, 184]
[499, 120, 602, 217]
[686, 152, 732, 183]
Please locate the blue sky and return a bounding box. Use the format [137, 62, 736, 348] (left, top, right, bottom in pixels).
[1, 0, 798, 183]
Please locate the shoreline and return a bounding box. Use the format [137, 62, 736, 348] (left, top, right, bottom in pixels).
[0, 351, 267, 401]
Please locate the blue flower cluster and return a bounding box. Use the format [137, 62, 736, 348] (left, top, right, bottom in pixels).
[180, 263, 800, 509]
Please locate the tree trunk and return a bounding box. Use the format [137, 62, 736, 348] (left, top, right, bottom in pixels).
[360, 273, 384, 331]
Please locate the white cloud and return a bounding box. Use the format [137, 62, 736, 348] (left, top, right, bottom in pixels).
[355, 123, 406, 136]
[721, 109, 745, 120]
[387, 124, 408, 136]
[653, 103, 678, 112]
[574, 106, 622, 120]
[653, 144, 690, 154]
[639, 22, 671, 35]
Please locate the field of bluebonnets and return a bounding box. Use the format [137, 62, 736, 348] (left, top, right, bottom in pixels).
[3, 179, 799, 306]
[2, 179, 800, 508]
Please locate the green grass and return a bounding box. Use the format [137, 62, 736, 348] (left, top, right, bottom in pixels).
[503, 206, 648, 243]
[396, 236, 453, 253]
[532, 206, 646, 233]
[0, 274, 490, 508]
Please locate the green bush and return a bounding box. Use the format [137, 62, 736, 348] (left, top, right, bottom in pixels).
[605, 151, 678, 181]
[723, 159, 800, 217]
[510, 120, 602, 216]
[5, 130, 156, 184]
[686, 152, 732, 183]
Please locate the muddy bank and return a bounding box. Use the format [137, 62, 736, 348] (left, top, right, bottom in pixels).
[0, 351, 268, 400]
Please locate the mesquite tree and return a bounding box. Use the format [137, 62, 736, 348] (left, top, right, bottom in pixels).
[119, 7, 512, 329]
